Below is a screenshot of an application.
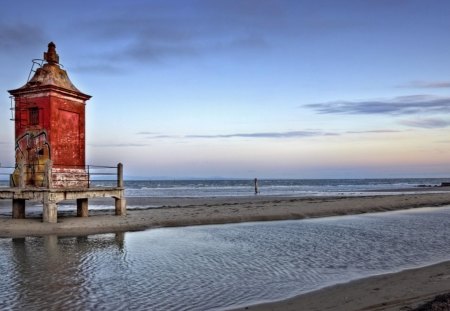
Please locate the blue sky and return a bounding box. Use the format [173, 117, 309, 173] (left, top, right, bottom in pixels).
[1, 0, 450, 178]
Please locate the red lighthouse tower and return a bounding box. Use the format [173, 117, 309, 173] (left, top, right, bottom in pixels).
[0, 42, 125, 224]
[8, 42, 91, 188]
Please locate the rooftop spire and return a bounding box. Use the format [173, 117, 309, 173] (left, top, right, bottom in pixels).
[8, 42, 91, 98]
[44, 41, 59, 64]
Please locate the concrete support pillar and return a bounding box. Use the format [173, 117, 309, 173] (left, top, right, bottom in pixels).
[44, 160, 53, 189]
[115, 197, 126, 216]
[77, 198, 89, 217]
[43, 193, 58, 223]
[12, 199, 26, 219]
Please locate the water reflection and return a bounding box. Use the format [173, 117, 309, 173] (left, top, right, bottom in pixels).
[6, 233, 126, 310]
[1, 207, 450, 310]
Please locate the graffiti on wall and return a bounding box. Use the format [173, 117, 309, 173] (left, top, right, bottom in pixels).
[12, 130, 51, 187]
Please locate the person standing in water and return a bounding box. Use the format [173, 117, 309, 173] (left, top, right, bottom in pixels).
[254, 178, 259, 195]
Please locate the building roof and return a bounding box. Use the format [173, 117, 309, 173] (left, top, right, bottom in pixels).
[8, 42, 91, 100]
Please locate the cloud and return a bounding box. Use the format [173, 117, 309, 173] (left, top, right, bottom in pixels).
[87, 131, 335, 147]
[400, 81, 450, 89]
[136, 132, 175, 139]
[88, 143, 149, 147]
[186, 130, 337, 138]
[150, 135, 177, 139]
[141, 130, 338, 139]
[70, 0, 359, 65]
[137, 131, 159, 135]
[399, 118, 450, 129]
[305, 95, 450, 115]
[72, 3, 277, 64]
[140, 129, 408, 140]
[346, 130, 401, 134]
[0, 23, 45, 51]
[133, 128, 405, 141]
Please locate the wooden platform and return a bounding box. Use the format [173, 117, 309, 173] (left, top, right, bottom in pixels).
[0, 187, 126, 223]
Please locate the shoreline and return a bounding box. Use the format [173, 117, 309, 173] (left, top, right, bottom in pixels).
[235, 260, 450, 311]
[0, 191, 450, 238]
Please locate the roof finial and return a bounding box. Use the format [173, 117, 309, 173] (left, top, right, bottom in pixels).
[44, 42, 59, 64]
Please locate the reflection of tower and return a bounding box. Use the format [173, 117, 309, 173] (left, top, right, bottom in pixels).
[8, 42, 91, 188]
[8, 234, 126, 309]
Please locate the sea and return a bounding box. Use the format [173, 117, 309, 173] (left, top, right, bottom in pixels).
[120, 178, 449, 197]
[0, 178, 448, 197]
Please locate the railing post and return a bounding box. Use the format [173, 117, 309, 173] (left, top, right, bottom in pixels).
[117, 163, 124, 188]
[116, 163, 126, 215]
[87, 165, 90, 188]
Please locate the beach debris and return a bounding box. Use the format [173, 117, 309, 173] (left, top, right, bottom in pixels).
[412, 293, 450, 311]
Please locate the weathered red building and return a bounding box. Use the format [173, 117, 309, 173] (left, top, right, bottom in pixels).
[8, 42, 91, 188]
[0, 42, 126, 223]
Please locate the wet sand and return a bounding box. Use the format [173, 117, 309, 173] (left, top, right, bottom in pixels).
[235, 260, 450, 311]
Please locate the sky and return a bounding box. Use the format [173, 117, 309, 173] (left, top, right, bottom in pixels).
[1, 0, 450, 179]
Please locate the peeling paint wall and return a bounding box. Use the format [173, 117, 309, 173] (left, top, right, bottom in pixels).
[12, 92, 88, 188]
[50, 95, 86, 168]
[12, 130, 50, 187]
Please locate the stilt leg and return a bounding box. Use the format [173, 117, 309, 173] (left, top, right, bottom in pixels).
[43, 193, 58, 223]
[12, 199, 26, 219]
[115, 198, 126, 216]
[77, 198, 89, 217]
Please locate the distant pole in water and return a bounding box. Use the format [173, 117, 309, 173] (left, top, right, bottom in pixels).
[254, 178, 259, 195]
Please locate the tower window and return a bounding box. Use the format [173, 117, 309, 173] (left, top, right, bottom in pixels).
[29, 107, 39, 125]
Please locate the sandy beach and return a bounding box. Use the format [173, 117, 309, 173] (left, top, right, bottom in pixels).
[1, 190, 450, 310]
[1, 190, 450, 237]
[236, 260, 450, 311]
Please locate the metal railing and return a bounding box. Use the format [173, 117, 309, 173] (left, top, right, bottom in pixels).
[0, 162, 124, 189]
[0, 166, 15, 187]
